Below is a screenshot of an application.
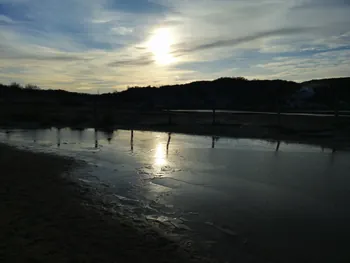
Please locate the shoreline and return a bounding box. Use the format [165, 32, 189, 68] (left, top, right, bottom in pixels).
[0, 143, 206, 263]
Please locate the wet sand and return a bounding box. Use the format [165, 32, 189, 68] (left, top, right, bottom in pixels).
[0, 144, 205, 263]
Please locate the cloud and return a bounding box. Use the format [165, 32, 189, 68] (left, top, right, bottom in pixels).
[0, 14, 13, 23]
[172, 27, 316, 56]
[0, 0, 349, 92]
[293, 0, 350, 9]
[108, 56, 154, 67]
[0, 47, 90, 62]
[253, 49, 350, 81]
[106, 0, 170, 14]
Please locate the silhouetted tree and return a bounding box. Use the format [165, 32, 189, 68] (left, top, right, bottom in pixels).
[25, 84, 40, 90]
[10, 82, 22, 89]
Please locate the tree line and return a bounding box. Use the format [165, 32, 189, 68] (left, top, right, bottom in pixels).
[1, 77, 349, 111]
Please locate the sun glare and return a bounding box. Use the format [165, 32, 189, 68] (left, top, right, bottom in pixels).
[148, 28, 175, 65]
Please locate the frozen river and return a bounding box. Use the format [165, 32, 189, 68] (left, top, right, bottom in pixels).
[1, 128, 350, 262]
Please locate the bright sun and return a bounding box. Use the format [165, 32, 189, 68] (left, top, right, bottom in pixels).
[148, 28, 175, 65]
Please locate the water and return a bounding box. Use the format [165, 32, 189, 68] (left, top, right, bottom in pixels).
[169, 109, 350, 117]
[1, 128, 350, 263]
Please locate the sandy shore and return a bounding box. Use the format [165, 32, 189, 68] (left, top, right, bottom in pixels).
[0, 144, 206, 263]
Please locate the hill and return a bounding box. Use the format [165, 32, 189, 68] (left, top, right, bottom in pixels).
[1, 77, 349, 114]
[300, 77, 350, 110]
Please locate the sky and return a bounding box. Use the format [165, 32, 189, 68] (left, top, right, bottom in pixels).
[0, 0, 350, 93]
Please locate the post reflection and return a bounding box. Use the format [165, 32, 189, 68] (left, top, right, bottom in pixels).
[211, 136, 219, 148]
[107, 132, 113, 144]
[166, 132, 171, 157]
[57, 128, 61, 147]
[130, 130, 134, 152]
[101, 130, 114, 144]
[94, 129, 98, 149]
[275, 140, 281, 152]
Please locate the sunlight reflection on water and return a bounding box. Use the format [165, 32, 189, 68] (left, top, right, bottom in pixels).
[154, 143, 167, 167]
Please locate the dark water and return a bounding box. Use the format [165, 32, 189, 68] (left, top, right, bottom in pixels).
[1, 128, 350, 262]
[170, 109, 350, 117]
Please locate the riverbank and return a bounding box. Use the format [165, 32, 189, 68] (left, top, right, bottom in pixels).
[0, 144, 205, 263]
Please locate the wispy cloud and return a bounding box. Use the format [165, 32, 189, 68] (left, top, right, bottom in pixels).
[172, 27, 316, 56]
[108, 55, 154, 67]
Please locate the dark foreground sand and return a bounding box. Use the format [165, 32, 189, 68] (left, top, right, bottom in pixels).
[0, 144, 205, 263]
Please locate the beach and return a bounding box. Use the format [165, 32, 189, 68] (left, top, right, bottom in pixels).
[1, 128, 350, 263]
[0, 143, 204, 263]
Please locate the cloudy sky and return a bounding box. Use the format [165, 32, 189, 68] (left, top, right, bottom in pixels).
[1, 0, 350, 93]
